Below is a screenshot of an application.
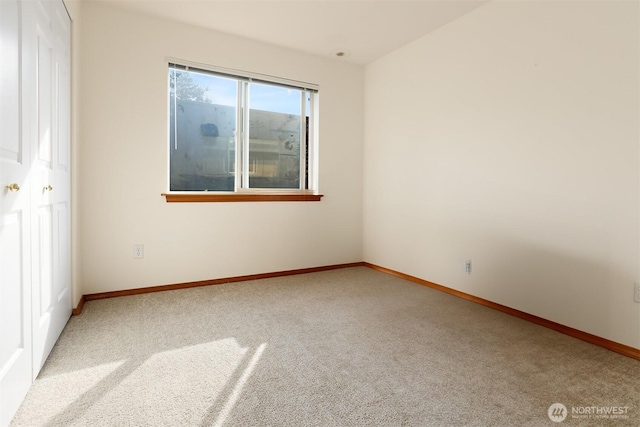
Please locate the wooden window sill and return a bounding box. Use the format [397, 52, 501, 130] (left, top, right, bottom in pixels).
[161, 192, 324, 203]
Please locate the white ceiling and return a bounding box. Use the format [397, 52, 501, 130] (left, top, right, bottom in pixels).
[105, 0, 488, 65]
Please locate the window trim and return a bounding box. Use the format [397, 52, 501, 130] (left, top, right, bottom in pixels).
[161, 191, 323, 203]
[166, 59, 321, 202]
[168, 60, 319, 92]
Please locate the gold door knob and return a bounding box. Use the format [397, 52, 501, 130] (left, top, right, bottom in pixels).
[44, 184, 53, 191]
[5, 183, 20, 192]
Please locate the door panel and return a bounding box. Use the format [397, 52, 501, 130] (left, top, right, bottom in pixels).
[0, 213, 24, 367]
[36, 206, 53, 318]
[36, 24, 53, 166]
[52, 0, 71, 324]
[54, 202, 70, 301]
[0, 211, 31, 427]
[0, 0, 33, 425]
[0, 0, 20, 163]
[54, 2, 70, 174]
[27, 0, 71, 377]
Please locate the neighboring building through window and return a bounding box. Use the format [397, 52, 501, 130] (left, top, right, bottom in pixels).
[168, 62, 318, 192]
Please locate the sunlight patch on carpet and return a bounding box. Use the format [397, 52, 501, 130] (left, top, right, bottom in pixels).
[87, 338, 249, 423]
[212, 343, 267, 427]
[32, 360, 127, 426]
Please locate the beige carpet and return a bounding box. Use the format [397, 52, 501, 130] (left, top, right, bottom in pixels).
[10, 267, 640, 426]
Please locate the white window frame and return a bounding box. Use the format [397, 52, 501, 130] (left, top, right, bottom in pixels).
[167, 59, 319, 195]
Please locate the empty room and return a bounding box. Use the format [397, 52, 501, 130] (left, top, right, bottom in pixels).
[2, 0, 639, 425]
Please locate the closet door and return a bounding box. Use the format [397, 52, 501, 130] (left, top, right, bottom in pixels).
[0, 0, 33, 425]
[23, 0, 72, 377]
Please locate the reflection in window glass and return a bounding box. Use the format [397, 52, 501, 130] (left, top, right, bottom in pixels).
[249, 83, 302, 189]
[169, 69, 237, 191]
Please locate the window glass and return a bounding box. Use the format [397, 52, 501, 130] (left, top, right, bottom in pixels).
[169, 69, 237, 191]
[248, 83, 302, 189]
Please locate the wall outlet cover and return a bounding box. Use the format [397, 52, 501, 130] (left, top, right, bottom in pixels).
[133, 244, 144, 259]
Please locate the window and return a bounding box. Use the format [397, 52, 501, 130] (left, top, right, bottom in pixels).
[167, 62, 319, 200]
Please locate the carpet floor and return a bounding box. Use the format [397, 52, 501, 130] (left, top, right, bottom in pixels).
[10, 267, 640, 426]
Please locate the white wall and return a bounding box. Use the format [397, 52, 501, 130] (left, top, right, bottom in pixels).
[77, 2, 364, 295]
[363, 1, 640, 348]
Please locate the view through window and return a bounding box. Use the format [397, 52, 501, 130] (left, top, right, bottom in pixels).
[168, 63, 317, 192]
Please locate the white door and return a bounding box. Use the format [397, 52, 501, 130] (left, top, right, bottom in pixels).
[23, 0, 72, 377]
[0, 0, 33, 425]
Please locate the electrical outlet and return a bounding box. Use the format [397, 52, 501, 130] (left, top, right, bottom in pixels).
[465, 260, 472, 275]
[133, 244, 144, 259]
[635, 282, 640, 303]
